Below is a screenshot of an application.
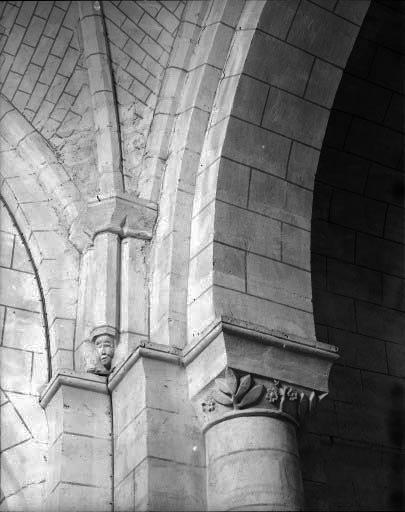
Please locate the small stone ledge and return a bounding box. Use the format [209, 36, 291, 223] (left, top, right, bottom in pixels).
[108, 341, 182, 391]
[107, 317, 338, 399]
[40, 369, 108, 408]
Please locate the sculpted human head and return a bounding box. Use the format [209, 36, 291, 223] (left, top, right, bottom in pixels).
[94, 334, 114, 371]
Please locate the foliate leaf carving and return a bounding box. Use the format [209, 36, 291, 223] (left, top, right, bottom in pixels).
[213, 389, 233, 406]
[206, 372, 323, 420]
[212, 369, 263, 410]
[286, 387, 298, 401]
[234, 374, 251, 401]
[265, 380, 302, 407]
[265, 384, 279, 403]
[225, 368, 238, 395]
[298, 392, 309, 419]
[237, 384, 264, 409]
[309, 390, 318, 412]
[215, 378, 233, 396]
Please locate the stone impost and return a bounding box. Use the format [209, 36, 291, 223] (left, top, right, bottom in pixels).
[39, 370, 113, 512]
[185, 318, 338, 511]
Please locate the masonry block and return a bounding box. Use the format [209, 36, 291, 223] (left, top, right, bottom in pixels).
[257, 0, 299, 39]
[4, 24, 25, 54]
[345, 118, 402, 169]
[305, 59, 342, 108]
[369, 46, 404, 94]
[232, 74, 269, 125]
[356, 233, 404, 277]
[0, 267, 40, 311]
[214, 201, 282, 260]
[214, 286, 316, 341]
[0, 230, 13, 267]
[247, 254, 312, 312]
[334, 74, 391, 123]
[287, 142, 319, 190]
[330, 189, 386, 236]
[357, 301, 405, 344]
[245, 31, 313, 96]
[365, 164, 405, 207]
[384, 92, 403, 133]
[383, 274, 405, 312]
[385, 342, 405, 378]
[1, 439, 46, 498]
[223, 117, 291, 178]
[312, 290, 356, 330]
[282, 223, 311, 270]
[3, 307, 44, 352]
[288, 0, 358, 67]
[214, 242, 246, 293]
[317, 148, 369, 193]
[1, 401, 31, 450]
[312, 219, 356, 262]
[0, 346, 32, 394]
[262, 88, 329, 149]
[216, 157, 250, 208]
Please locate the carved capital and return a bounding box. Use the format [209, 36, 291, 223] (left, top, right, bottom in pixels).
[185, 318, 336, 430]
[196, 367, 326, 430]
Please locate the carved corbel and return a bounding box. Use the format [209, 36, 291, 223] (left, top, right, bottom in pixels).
[84, 326, 117, 376]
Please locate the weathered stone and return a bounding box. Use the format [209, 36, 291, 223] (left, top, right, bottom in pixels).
[305, 59, 343, 108]
[2, 2, 402, 510]
[288, 1, 359, 66]
[262, 88, 329, 149]
[223, 117, 291, 178]
[245, 31, 313, 96]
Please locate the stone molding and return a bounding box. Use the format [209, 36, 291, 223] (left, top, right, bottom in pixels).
[108, 341, 182, 391]
[184, 316, 338, 366]
[184, 316, 338, 397]
[107, 318, 337, 413]
[202, 408, 299, 433]
[39, 370, 108, 408]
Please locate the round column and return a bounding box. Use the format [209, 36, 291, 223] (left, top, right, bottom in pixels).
[205, 410, 303, 511]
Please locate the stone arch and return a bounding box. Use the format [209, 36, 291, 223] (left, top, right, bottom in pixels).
[0, 96, 83, 374]
[0, 199, 49, 511]
[307, 1, 405, 509]
[150, 0, 265, 347]
[187, 0, 371, 345]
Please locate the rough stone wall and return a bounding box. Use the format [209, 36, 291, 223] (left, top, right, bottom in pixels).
[0, 200, 48, 511]
[303, 1, 405, 509]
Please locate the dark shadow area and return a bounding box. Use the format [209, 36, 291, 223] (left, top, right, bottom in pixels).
[303, 1, 405, 510]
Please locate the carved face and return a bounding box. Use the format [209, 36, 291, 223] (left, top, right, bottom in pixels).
[94, 335, 114, 369]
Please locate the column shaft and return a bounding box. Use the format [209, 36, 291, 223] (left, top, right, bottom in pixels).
[205, 414, 303, 511]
